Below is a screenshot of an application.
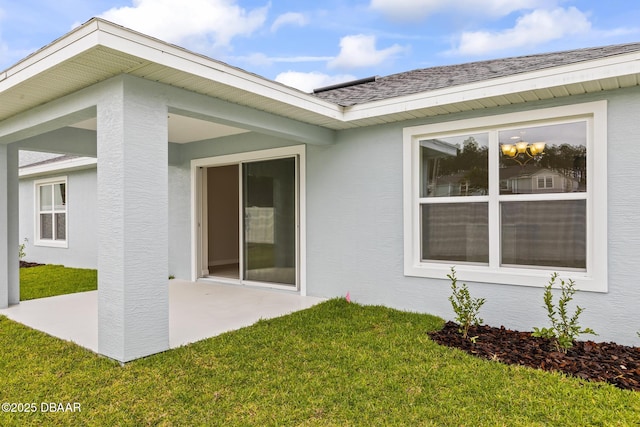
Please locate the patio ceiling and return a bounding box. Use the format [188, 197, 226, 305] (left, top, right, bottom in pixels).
[70, 114, 250, 144]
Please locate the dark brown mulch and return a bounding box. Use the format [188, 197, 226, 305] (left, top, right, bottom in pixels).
[428, 321, 640, 392]
[19, 261, 44, 268]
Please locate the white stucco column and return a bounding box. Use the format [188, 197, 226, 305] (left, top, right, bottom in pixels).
[97, 76, 169, 362]
[0, 143, 19, 308]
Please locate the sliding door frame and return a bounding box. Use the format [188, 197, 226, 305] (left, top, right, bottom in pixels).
[190, 145, 306, 294]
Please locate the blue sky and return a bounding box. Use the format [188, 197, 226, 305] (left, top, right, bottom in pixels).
[1, 0, 639, 92]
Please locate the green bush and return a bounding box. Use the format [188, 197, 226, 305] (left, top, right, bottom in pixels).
[447, 267, 486, 339]
[532, 272, 596, 353]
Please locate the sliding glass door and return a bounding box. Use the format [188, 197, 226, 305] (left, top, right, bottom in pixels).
[242, 157, 297, 286]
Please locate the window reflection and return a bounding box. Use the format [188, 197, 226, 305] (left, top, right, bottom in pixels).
[420, 133, 489, 197]
[499, 122, 586, 194]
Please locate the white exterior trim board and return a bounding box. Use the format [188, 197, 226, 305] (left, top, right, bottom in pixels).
[91, 20, 342, 119]
[403, 101, 607, 292]
[19, 157, 97, 178]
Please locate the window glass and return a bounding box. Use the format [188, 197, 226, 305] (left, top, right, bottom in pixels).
[54, 183, 66, 210]
[40, 185, 53, 211]
[55, 213, 66, 241]
[36, 179, 67, 244]
[420, 133, 489, 197]
[501, 200, 586, 269]
[406, 104, 606, 289]
[499, 122, 586, 195]
[40, 213, 53, 239]
[421, 203, 488, 263]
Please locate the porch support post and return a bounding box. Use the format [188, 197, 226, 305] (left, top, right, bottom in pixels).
[97, 76, 169, 362]
[0, 143, 19, 308]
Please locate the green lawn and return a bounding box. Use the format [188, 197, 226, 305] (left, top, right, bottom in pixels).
[20, 265, 97, 301]
[1, 267, 638, 425]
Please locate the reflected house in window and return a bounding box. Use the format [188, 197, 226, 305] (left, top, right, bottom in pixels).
[421, 137, 489, 197]
[499, 165, 580, 194]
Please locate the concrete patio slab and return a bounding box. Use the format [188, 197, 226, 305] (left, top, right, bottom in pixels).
[0, 280, 325, 356]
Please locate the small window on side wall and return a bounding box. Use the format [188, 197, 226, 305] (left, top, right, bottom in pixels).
[35, 177, 68, 248]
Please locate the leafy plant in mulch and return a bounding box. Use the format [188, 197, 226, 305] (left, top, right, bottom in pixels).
[432, 271, 639, 391]
[447, 267, 485, 340]
[429, 321, 640, 391]
[532, 272, 596, 353]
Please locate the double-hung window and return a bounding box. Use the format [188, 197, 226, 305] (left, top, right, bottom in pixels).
[403, 102, 607, 291]
[35, 176, 68, 248]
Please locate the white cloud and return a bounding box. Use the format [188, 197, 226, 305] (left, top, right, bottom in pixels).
[97, 0, 269, 47]
[328, 34, 406, 70]
[369, 0, 555, 22]
[235, 52, 333, 67]
[271, 12, 307, 33]
[275, 71, 357, 93]
[451, 7, 592, 56]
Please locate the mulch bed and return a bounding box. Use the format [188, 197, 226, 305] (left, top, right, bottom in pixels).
[19, 261, 44, 268]
[428, 321, 640, 392]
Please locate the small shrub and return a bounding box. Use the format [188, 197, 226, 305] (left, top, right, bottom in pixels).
[532, 272, 596, 353]
[447, 267, 486, 339]
[18, 238, 28, 260]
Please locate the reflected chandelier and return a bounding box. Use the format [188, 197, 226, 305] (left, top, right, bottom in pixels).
[500, 135, 546, 166]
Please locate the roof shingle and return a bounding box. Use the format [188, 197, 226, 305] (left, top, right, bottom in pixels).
[312, 42, 640, 107]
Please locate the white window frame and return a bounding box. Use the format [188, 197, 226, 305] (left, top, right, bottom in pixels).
[34, 176, 68, 248]
[403, 101, 608, 292]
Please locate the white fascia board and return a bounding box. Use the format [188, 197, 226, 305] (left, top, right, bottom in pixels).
[19, 157, 97, 179]
[0, 21, 101, 89]
[1, 18, 342, 123]
[343, 52, 640, 122]
[92, 20, 343, 120]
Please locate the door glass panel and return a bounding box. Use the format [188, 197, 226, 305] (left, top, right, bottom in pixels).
[243, 157, 296, 286]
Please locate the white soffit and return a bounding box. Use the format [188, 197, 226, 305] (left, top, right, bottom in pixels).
[0, 18, 342, 130]
[1, 18, 640, 133]
[70, 114, 249, 144]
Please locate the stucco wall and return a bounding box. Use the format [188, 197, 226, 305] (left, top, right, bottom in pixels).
[305, 87, 640, 347]
[19, 167, 98, 269]
[14, 82, 640, 346]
